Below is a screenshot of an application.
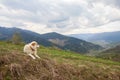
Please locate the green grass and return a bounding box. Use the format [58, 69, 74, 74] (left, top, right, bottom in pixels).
[39, 46, 120, 66]
[0, 41, 120, 66]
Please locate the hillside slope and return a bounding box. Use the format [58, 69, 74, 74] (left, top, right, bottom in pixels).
[0, 27, 102, 53]
[41, 32, 102, 53]
[0, 41, 120, 80]
[0, 27, 53, 46]
[97, 45, 120, 62]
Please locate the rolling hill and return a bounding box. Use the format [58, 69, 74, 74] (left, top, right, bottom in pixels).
[0, 41, 120, 80]
[0, 27, 53, 46]
[97, 45, 120, 62]
[41, 32, 102, 53]
[0, 27, 102, 53]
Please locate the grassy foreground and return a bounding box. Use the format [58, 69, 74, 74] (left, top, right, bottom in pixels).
[0, 41, 120, 80]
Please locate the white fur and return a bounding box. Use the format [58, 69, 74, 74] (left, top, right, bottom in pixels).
[23, 41, 40, 59]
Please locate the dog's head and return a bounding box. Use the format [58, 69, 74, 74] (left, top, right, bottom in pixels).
[31, 41, 39, 48]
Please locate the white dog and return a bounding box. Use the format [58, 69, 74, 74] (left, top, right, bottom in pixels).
[23, 41, 40, 59]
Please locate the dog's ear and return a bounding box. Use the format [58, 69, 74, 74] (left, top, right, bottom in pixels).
[31, 42, 36, 46]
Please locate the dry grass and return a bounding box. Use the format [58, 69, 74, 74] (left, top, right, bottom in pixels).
[0, 51, 120, 80]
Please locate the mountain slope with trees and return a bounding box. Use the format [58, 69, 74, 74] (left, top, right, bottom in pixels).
[97, 45, 120, 62]
[0, 27, 102, 53]
[41, 32, 102, 53]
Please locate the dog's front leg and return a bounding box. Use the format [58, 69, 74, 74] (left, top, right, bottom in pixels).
[28, 54, 36, 59]
[34, 51, 40, 59]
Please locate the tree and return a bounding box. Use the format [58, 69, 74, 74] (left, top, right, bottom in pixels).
[11, 32, 23, 45]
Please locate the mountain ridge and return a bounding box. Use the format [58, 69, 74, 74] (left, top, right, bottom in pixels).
[0, 27, 102, 53]
[41, 32, 103, 53]
[70, 31, 120, 47]
[70, 31, 120, 42]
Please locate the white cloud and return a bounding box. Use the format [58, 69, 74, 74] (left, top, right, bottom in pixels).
[0, 0, 120, 34]
[20, 22, 53, 34]
[65, 21, 120, 34]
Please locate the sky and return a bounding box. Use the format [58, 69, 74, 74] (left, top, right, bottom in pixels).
[0, 0, 120, 34]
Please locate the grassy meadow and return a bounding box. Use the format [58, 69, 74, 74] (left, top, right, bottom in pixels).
[0, 41, 120, 80]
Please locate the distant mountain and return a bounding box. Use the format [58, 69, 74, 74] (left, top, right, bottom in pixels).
[0, 27, 102, 53]
[0, 27, 53, 46]
[41, 32, 102, 53]
[70, 31, 120, 47]
[97, 45, 120, 62]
